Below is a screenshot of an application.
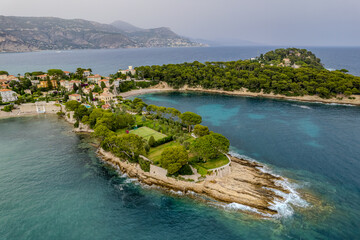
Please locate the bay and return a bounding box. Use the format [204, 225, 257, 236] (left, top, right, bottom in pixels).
[1, 92, 360, 239]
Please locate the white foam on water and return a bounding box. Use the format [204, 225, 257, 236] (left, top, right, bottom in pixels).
[265, 180, 309, 218]
[291, 104, 312, 109]
[224, 203, 272, 217]
[228, 151, 309, 218]
[169, 190, 184, 195]
[124, 178, 137, 184]
[311, 101, 355, 107]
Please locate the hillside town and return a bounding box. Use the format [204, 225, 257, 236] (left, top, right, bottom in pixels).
[0, 66, 154, 112]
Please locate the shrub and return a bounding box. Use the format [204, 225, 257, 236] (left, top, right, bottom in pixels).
[2, 105, 14, 112]
[57, 111, 65, 117]
[178, 164, 193, 175]
[183, 141, 190, 150]
[148, 136, 156, 147]
[152, 136, 173, 147]
[144, 144, 150, 153]
[74, 121, 79, 128]
[139, 158, 150, 172]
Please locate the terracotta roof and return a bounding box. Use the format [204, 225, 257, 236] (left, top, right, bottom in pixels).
[69, 94, 81, 97]
[0, 89, 12, 92]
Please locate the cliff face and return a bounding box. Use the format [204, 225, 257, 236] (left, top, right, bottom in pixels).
[0, 16, 203, 52]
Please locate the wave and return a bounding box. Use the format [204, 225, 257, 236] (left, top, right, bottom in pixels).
[291, 104, 312, 109]
[228, 151, 309, 218]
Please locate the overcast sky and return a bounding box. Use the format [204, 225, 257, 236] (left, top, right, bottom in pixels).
[1, 0, 360, 46]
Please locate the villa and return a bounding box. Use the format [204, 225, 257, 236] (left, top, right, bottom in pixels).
[98, 89, 115, 104]
[87, 74, 102, 84]
[83, 70, 91, 77]
[60, 80, 81, 91]
[118, 66, 136, 75]
[98, 79, 110, 87]
[0, 89, 18, 102]
[69, 94, 81, 102]
[37, 74, 48, 80]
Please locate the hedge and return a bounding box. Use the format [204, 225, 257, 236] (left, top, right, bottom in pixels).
[139, 158, 150, 172]
[152, 135, 173, 147]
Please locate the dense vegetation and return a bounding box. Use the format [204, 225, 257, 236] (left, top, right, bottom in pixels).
[258, 48, 323, 69]
[63, 98, 230, 178]
[136, 48, 360, 98]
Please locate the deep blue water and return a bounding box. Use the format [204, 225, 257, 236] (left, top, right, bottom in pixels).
[0, 46, 360, 76]
[1, 93, 360, 239]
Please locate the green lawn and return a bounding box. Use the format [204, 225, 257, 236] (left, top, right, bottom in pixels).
[195, 154, 229, 170]
[130, 126, 167, 141]
[147, 141, 181, 164]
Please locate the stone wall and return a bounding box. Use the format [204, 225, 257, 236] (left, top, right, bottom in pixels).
[206, 154, 232, 180]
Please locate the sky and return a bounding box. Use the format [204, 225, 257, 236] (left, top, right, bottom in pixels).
[1, 0, 360, 46]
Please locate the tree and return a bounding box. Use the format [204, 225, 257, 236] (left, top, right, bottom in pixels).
[74, 105, 89, 121]
[73, 83, 79, 92]
[180, 112, 202, 132]
[193, 124, 209, 137]
[191, 133, 229, 161]
[93, 85, 101, 93]
[101, 81, 106, 89]
[93, 125, 115, 141]
[191, 135, 218, 161]
[148, 136, 156, 147]
[47, 69, 64, 79]
[89, 90, 94, 101]
[160, 146, 189, 175]
[47, 79, 53, 90]
[89, 108, 104, 127]
[103, 134, 145, 161]
[65, 100, 80, 111]
[210, 132, 230, 153]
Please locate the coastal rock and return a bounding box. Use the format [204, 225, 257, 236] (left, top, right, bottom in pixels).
[97, 148, 295, 216]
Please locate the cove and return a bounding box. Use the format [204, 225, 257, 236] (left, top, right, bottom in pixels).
[1, 91, 360, 239]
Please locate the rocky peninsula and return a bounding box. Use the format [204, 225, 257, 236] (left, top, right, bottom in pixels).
[97, 148, 304, 217]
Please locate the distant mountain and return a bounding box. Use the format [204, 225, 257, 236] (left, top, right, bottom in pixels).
[110, 21, 205, 48]
[110, 20, 143, 33]
[0, 16, 203, 52]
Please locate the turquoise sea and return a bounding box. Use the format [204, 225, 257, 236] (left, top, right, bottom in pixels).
[1, 92, 360, 239]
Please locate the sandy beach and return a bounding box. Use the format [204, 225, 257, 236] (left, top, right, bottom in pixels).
[120, 82, 360, 106]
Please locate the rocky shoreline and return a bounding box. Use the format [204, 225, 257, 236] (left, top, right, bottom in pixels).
[96, 148, 305, 217]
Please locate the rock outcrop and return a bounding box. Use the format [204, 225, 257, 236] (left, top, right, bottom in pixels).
[97, 148, 299, 216]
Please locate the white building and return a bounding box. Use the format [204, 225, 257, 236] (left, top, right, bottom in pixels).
[0, 89, 18, 102]
[83, 70, 91, 77]
[118, 66, 136, 75]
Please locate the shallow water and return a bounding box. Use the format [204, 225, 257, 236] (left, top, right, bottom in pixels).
[1, 92, 360, 239]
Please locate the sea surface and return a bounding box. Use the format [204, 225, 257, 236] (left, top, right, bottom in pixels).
[1, 93, 360, 239]
[0, 46, 360, 76]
